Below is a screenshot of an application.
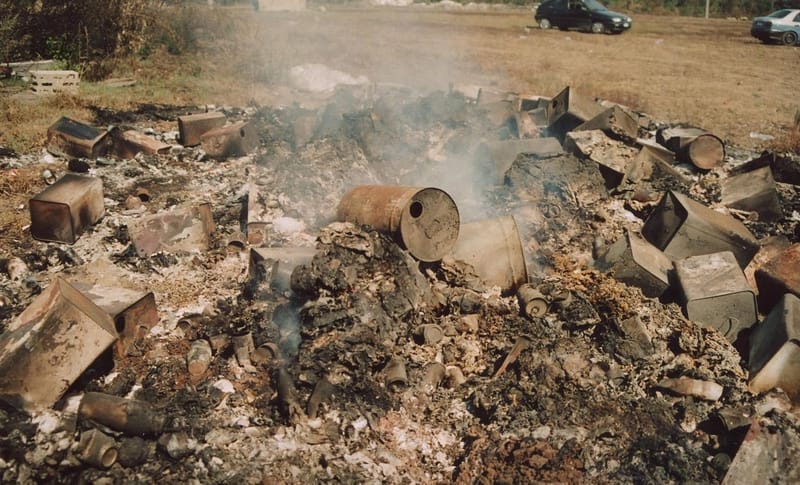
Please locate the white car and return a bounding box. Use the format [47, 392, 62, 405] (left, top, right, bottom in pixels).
[751, 9, 800, 45]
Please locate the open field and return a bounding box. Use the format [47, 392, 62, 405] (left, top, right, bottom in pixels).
[0, 6, 798, 153]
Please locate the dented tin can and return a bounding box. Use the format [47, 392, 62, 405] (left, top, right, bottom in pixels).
[177, 111, 226, 147]
[595, 230, 673, 298]
[641, 190, 759, 268]
[200, 121, 258, 160]
[70, 282, 158, 358]
[384, 356, 408, 392]
[337, 185, 460, 262]
[79, 392, 165, 436]
[675, 251, 757, 342]
[130, 203, 215, 257]
[0, 278, 117, 412]
[517, 283, 549, 318]
[755, 243, 800, 312]
[29, 173, 105, 244]
[76, 428, 118, 469]
[187, 339, 212, 378]
[748, 293, 800, 400]
[46, 117, 110, 159]
[450, 216, 527, 295]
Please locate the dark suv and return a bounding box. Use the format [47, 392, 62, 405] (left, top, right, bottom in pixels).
[535, 0, 632, 34]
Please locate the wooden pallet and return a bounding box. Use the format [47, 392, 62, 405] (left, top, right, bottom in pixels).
[30, 70, 80, 95]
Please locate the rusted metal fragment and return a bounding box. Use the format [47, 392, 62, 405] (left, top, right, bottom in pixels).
[748, 294, 800, 400]
[755, 243, 800, 312]
[29, 173, 105, 244]
[109, 128, 171, 160]
[481, 138, 563, 183]
[574, 105, 639, 141]
[493, 335, 531, 379]
[675, 251, 757, 342]
[634, 138, 690, 184]
[596, 230, 672, 298]
[337, 185, 460, 262]
[641, 190, 759, 268]
[656, 127, 725, 170]
[450, 216, 527, 295]
[79, 392, 165, 436]
[46, 117, 110, 159]
[721, 166, 782, 222]
[546, 86, 605, 137]
[722, 419, 800, 485]
[130, 203, 215, 257]
[565, 130, 639, 186]
[0, 278, 117, 412]
[249, 247, 318, 293]
[177, 111, 226, 147]
[69, 282, 158, 357]
[200, 121, 258, 160]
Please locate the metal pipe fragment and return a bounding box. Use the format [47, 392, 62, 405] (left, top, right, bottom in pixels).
[493, 335, 532, 379]
[76, 428, 118, 468]
[78, 392, 165, 436]
[384, 356, 408, 392]
[186, 339, 212, 378]
[517, 284, 549, 318]
[307, 377, 334, 419]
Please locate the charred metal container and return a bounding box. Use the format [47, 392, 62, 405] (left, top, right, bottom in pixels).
[656, 127, 725, 170]
[450, 216, 527, 295]
[755, 243, 800, 312]
[109, 129, 171, 160]
[675, 251, 757, 342]
[30, 173, 104, 244]
[79, 392, 165, 436]
[596, 230, 673, 298]
[130, 203, 215, 257]
[642, 190, 759, 268]
[481, 138, 563, 183]
[46, 117, 110, 159]
[748, 293, 800, 400]
[200, 121, 258, 160]
[546, 86, 604, 137]
[517, 284, 549, 318]
[70, 282, 158, 357]
[575, 105, 638, 141]
[249, 247, 317, 293]
[721, 166, 782, 222]
[337, 185, 460, 262]
[76, 429, 118, 469]
[0, 278, 117, 412]
[177, 111, 226, 147]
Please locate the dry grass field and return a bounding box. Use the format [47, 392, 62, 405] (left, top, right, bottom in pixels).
[1, 5, 798, 153]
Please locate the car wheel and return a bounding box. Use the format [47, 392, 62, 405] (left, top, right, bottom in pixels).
[781, 31, 798, 45]
[591, 22, 605, 34]
[539, 18, 551, 30]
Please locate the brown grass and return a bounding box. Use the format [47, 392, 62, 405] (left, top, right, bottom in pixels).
[1, 6, 798, 153]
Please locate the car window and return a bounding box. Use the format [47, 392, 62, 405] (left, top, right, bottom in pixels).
[793, 12, 800, 22]
[583, 0, 608, 11]
[768, 9, 791, 18]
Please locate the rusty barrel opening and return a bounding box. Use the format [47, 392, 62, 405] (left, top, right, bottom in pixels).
[409, 201, 423, 218]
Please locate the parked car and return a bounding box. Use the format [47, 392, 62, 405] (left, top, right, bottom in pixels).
[750, 9, 800, 45]
[534, 0, 632, 34]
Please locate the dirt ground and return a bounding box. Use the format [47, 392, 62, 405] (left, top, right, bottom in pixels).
[1, 4, 800, 485]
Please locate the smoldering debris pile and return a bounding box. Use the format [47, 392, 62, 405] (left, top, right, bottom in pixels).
[1, 77, 800, 484]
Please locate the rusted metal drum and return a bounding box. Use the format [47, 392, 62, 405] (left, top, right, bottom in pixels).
[685, 133, 725, 170]
[336, 185, 460, 262]
[450, 215, 527, 294]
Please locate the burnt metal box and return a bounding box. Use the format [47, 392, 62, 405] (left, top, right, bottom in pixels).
[110, 128, 171, 160]
[596, 230, 673, 298]
[29, 173, 105, 244]
[748, 293, 800, 400]
[130, 203, 215, 257]
[755, 243, 800, 312]
[546, 86, 605, 137]
[656, 127, 725, 170]
[200, 121, 258, 160]
[642, 190, 759, 269]
[177, 111, 226, 147]
[675, 251, 757, 342]
[249, 247, 317, 293]
[46, 117, 110, 159]
[565, 130, 639, 186]
[0, 277, 117, 411]
[481, 138, 563, 183]
[721, 166, 782, 222]
[575, 105, 638, 141]
[71, 282, 158, 357]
